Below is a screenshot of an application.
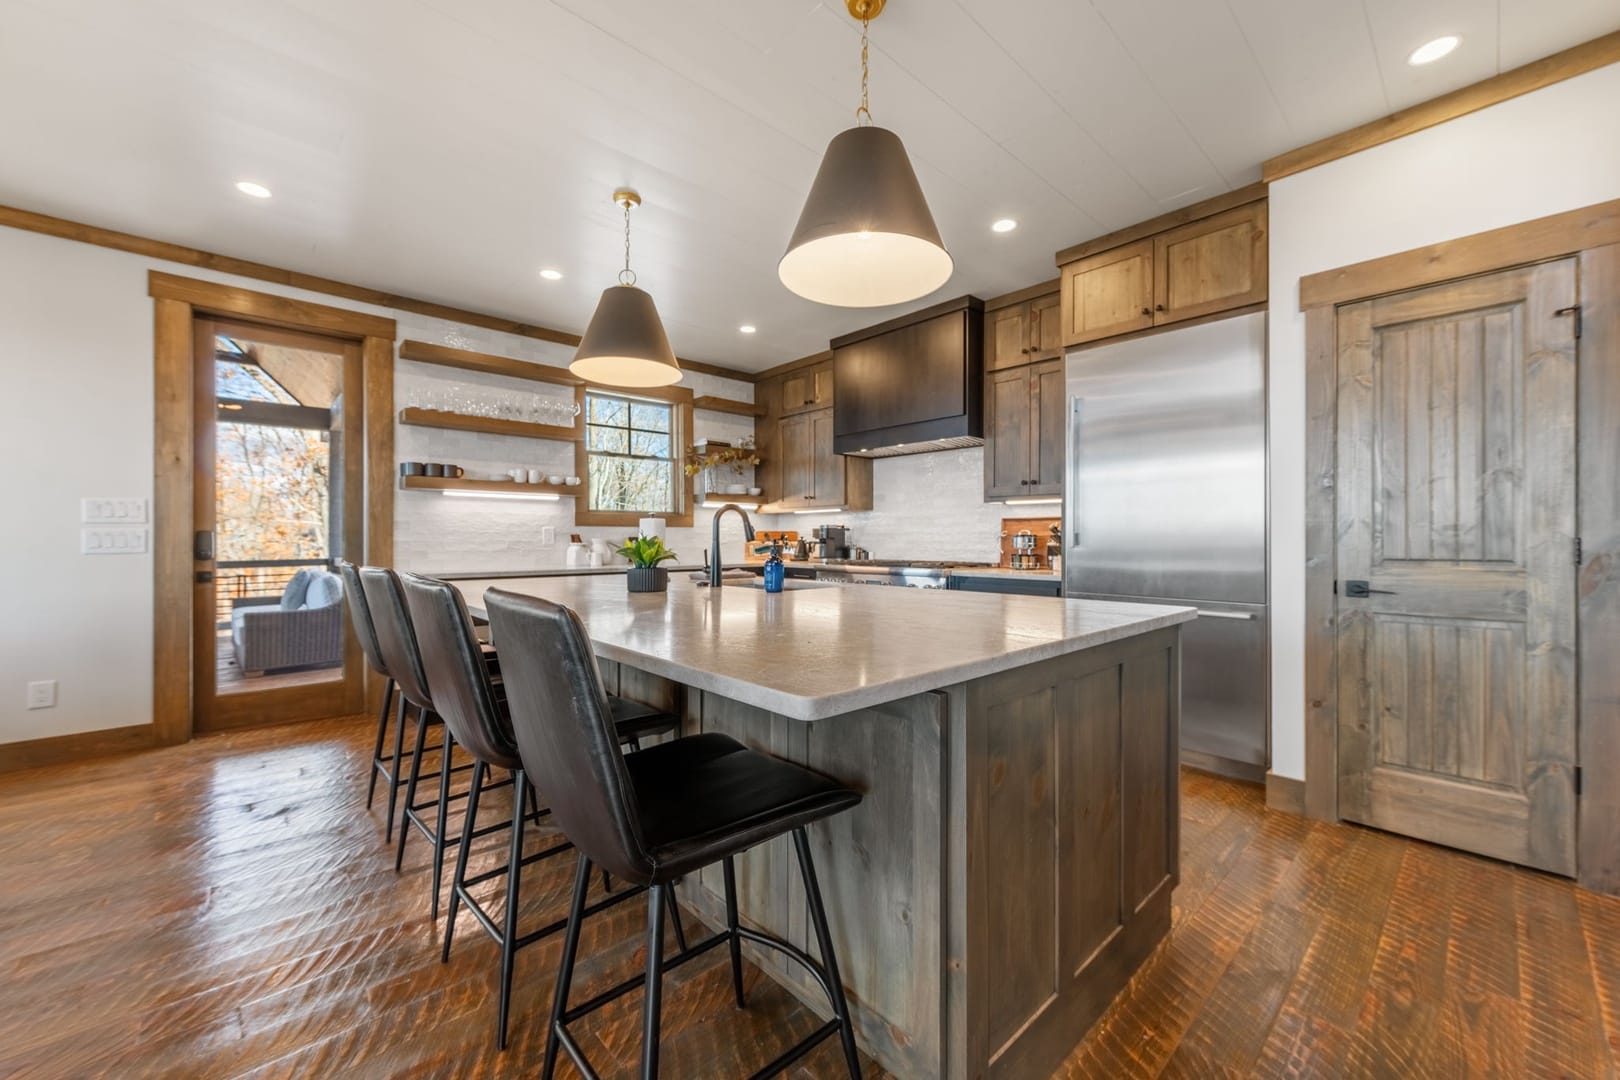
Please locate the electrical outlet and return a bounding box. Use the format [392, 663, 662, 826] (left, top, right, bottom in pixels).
[540, 526, 556, 546]
[26, 680, 57, 710]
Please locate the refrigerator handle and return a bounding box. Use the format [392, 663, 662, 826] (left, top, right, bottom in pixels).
[1069, 397, 1084, 548]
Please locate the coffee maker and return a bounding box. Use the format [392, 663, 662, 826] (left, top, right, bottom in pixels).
[811, 524, 851, 560]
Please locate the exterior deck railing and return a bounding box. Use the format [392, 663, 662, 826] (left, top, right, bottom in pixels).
[215, 557, 331, 628]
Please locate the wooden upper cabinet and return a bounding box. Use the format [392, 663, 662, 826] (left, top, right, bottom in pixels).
[983, 357, 1064, 500]
[781, 360, 833, 415]
[987, 304, 1029, 371]
[1030, 359, 1065, 495]
[1152, 202, 1267, 325]
[808, 408, 844, 507]
[1060, 239, 1154, 347]
[776, 412, 814, 509]
[1027, 291, 1063, 360]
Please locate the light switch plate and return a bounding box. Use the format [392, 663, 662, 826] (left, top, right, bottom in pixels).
[82, 497, 148, 524]
[540, 526, 556, 546]
[26, 680, 57, 709]
[82, 527, 148, 554]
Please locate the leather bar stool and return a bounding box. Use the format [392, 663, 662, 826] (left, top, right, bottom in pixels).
[335, 560, 405, 839]
[401, 572, 684, 1050]
[359, 566, 484, 921]
[485, 589, 865, 1080]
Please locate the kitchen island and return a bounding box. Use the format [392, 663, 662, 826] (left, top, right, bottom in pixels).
[456, 575, 1193, 1078]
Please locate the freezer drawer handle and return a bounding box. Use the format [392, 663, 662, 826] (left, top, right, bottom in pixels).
[1343, 580, 1395, 598]
[1194, 609, 1259, 620]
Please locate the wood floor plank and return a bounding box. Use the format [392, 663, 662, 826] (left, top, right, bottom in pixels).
[3, 718, 1618, 1078]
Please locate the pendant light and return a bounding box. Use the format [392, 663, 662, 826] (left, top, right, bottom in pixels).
[779, 0, 952, 308]
[570, 189, 683, 387]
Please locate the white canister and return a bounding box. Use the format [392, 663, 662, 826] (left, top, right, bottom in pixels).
[565, 541, 589, 567]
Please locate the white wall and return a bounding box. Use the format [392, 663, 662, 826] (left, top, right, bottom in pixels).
[1267, 61, 1620, 779]
[0, 225, 754, 746]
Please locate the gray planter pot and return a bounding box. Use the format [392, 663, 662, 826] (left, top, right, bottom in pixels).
[626, 566, 669, 593]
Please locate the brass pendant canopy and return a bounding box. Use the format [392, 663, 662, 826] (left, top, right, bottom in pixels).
[570, 283, 681, 388]
[779, 0, 951, 307]
[569, 189, 682, 387]
[778, 124, 952, 307]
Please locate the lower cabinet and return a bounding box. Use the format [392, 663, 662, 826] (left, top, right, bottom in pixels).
[984, 357, 1064, 500]
[948, 574, 1063, 598]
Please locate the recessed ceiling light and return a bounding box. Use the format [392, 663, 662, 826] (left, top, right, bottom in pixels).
[991, 218, 1018, 233]
[539, 268, 564, 281]
[234, 180, 272, 199]
[1408, 35, 1459, 65]
[738, 325, 757, 334]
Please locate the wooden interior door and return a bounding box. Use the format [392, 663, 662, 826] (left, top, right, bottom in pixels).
[1334, 260, 1578, 874]
[192, 317, 366, 732]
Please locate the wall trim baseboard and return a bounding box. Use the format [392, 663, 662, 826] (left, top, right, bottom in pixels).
[0, 203, 753, 383]
[1265, 771, 1308, 817]
[0, 724, 159, 774]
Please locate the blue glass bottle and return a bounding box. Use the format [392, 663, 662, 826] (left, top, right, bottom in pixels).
[763, 545, 785, 593]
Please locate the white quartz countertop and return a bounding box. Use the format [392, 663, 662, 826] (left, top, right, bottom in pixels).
[946, 567, 1062, 581]
[456, 575, 1193, 722]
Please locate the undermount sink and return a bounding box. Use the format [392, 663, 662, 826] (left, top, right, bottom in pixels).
[722, 578, 834, 591]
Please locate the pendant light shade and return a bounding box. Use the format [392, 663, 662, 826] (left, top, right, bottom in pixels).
[779, 1, 952, 308]
[569, 189, 683, 387]
[779, 125, 953, 308]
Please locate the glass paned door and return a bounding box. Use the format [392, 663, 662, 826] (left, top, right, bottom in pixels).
[192, 318, 366, 732]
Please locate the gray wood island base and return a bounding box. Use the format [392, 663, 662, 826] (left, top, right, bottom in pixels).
[457, 576, 1193, 1078]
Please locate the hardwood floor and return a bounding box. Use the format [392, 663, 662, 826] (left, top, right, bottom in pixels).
[1, 717, 1616, 1078]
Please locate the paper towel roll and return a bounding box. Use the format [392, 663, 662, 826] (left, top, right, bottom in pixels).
[638, 517, 666, 542]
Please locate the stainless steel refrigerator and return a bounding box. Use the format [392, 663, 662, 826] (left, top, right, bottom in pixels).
[1063, 310, 1268, 780]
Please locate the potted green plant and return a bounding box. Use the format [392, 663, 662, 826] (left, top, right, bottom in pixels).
[618, 535, 678, 593]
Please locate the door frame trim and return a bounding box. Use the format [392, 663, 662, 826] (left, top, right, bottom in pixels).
[151, 271, 396, 746]
[1300, 199, 1620, 894]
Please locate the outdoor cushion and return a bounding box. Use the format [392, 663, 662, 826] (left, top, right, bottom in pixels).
[280, 568, 315, 610]
[302, 571, 343, 610]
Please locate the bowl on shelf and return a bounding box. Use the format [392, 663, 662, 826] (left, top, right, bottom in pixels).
[725, 483, 747, 495]
[747, 486, 762, 497]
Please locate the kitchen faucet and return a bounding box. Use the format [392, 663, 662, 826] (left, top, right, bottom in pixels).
[708, 504, 756, 588]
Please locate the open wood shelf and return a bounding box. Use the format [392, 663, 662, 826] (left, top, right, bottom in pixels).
[399, 339, 581, 386]
[399, 407, 578, 442]
[693, 395, 766, 418]
[400, 475, 578, 496]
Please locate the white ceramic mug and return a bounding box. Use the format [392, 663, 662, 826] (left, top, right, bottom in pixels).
[509, 467, 526, 482]
[528, 468, 543, 484]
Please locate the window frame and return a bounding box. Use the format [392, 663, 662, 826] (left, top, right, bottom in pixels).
[573, 381, 695, 528]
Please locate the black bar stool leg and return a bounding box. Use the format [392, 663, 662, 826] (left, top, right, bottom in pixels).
[794, 828, 862, 1079]
[396, 703, 429, 872]
[543, 852, 593, 1080]
[640, 883, 668, 1080]
[430, 729, 457, 921]
[722, 856, 747, 1009]
[384, 691, 409, 842]
[367, 678, 395, 809]
[665, 886, 689, 955]
[443, 760, 487, 962]
[497, 767, 528, 1051]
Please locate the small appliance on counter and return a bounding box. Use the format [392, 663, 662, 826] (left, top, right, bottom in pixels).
[999, 516, 1060, 570]
[811, 524, 852, 560]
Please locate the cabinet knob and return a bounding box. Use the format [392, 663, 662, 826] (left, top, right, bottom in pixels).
[1155, 304, 1166, 312]
[1141, 307, 1151, 316]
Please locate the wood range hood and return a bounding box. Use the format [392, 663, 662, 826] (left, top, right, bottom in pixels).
[828, 294, 985, 458]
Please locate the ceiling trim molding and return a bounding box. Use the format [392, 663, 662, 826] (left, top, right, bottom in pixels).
[0, 203, 754, 383]
[1053, 181, 1267, 266]
[753, 349, 834, 382]
[984, 278, 1059, 311]
[1297, 196, 1620, 310]
[1263, 30, 1620, 183]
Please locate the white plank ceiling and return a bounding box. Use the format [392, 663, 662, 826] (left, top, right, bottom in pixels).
[1, 0, 1615, 370]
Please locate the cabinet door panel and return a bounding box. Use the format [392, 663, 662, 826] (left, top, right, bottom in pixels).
[809, 408, 844, 507]
[1061, 240, 1154, 347]
[778, 413, 812, 508]
[1029, 292, 1063, 360]
[987, 305, 1030, 371]
[985, 368, 1032, 498]
[1153, 202, 1267, 325]
[782, 360, 835, 415]
[1030, 359, 1066, 496]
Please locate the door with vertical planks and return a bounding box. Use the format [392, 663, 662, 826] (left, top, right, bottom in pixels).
[1334, 260, 1578, 874]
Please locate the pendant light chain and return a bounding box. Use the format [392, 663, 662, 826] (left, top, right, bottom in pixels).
[856, 14, 872, 125]
[618, 196, 637, 287]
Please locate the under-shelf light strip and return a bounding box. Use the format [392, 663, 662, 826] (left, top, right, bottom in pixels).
[441, 490, 561, 502]
[793, 507, 845, 515]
